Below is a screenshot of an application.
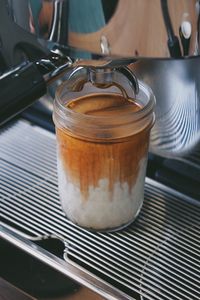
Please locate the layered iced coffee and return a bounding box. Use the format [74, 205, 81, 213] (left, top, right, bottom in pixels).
[53, 69, 155, 231]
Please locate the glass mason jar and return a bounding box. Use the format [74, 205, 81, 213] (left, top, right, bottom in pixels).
[53, 67, 155, 231]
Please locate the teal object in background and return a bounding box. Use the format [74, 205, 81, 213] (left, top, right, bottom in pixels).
[29, 0, 42, 35]
[69, 0, 105, 33]
[28, 0, 106, 58]
[69, 0, 106, 58]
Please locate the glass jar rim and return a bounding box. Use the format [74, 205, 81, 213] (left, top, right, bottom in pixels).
[53, 79, 156, 141]
[54, 79, 155, 123]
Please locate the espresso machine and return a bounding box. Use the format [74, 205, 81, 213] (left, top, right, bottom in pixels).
[0, 1, 199, 299]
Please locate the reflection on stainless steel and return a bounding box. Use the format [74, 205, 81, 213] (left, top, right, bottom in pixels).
[48, 0, 69, 44]
[1, 0, 200, 156]
[0, 120, 199, 300]
[8, 0, 200, 58]
[132, 59, 200, 156]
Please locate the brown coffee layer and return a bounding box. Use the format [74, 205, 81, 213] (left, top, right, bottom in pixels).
[67, 93, 141, 116]
[56, 93, 149, 199]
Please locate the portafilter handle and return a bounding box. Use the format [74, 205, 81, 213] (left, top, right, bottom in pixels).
[0, 49, 73, 126]
[0, 48, 136, 126]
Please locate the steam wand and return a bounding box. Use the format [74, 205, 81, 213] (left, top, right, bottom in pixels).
[160, 0, 182, 58]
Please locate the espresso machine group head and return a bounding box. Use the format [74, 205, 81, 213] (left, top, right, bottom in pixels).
[0, 0, 200, 157]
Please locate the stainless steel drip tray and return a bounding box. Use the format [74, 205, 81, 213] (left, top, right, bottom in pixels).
[0, 120, 199, 300]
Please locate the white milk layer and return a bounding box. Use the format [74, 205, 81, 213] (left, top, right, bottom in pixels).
[57, 157, 147, 231]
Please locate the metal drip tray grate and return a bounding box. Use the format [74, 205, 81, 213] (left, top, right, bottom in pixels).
[0, 120, 200, 300]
